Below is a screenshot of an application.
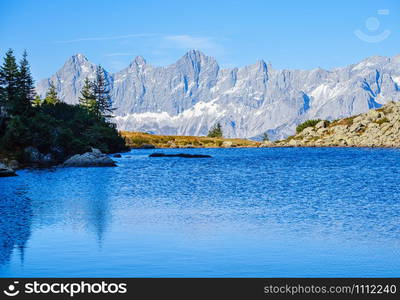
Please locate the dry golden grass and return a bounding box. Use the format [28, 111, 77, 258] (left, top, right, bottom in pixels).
[120, 131, 261, 148]
[330, 115, 357, 127]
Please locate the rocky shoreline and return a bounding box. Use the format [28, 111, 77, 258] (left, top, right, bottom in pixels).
[0, 148, 118, 176]
[0, 162, 17, 177]
[273, 102, 400, 148]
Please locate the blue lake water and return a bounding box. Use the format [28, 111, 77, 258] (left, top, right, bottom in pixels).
[0, 147, 399, 277]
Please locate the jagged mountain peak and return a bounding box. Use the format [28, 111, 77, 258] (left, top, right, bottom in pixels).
[177, 49, 216, 65]
[184, 49, 206, 59]
[60, 53, 94, 75]
[67, 53, 89, 65]
[254, 59, 268, 71]
[130, 55, 146, 67]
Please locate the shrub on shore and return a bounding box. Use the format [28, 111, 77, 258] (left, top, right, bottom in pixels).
[296, 119, 323, 133]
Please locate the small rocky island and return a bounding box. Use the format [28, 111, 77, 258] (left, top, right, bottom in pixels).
[275, 101, 400, 148]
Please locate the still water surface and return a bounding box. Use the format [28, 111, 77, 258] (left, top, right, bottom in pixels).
[0, 148, 399, 277]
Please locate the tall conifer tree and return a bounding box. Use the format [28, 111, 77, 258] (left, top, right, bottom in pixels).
[44, 81, 59, 105]
[79, 77, 97, 113]
[0, 49, 19, 115]
[93, 66, 114, 118]
[18, 50, 35, 107]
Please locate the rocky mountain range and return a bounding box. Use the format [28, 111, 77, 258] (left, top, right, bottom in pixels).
[36, 50, 400, 140]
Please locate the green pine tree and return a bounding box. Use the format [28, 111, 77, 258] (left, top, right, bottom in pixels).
[93, 65, 114, 118]
[43, 81, 59, 105]
[18, 50, 36, 107]
[207, 122, 223, 138]
[79, 77, 97, 113]
[0, 49, 20, 115]
[32, 95, 42, 107]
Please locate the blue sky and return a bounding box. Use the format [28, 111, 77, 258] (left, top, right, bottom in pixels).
[0, 0, 399, 80]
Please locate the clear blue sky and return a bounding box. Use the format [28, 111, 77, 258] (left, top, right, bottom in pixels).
[1, 0, 399, 80]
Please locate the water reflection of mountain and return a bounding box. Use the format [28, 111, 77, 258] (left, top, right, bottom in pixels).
[28, 168, 113, 246]
[82, 170, 112, 245]
[0, 167, 115, 270]
[0, 186, 33, 267]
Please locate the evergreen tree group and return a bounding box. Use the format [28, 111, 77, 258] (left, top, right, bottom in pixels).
[207, 122, 223, 138]
[79, 66, 114, 118]
[0, 49, 127, 164]
[0, 49, 34, 116]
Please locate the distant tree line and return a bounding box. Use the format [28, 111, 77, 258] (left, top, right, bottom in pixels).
[0, 49, 126, 164]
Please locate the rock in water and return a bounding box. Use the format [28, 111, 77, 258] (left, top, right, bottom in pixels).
[62, 148, 116, 167]
[149, 153, 212, 158]
[113, 153, 122, 158]
[0, 162, 17, 177]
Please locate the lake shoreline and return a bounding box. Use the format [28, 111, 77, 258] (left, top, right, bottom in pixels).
[3, 145, 400, 175]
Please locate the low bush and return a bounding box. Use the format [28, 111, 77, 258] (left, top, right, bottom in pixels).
[296, 119, 322, 133]
[375, 117, 389, 125]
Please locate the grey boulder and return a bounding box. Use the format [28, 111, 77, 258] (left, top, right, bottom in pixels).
[0, 162, 17, 177]
[62, 148, 116, 167]
[24, 146, 55, 165]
